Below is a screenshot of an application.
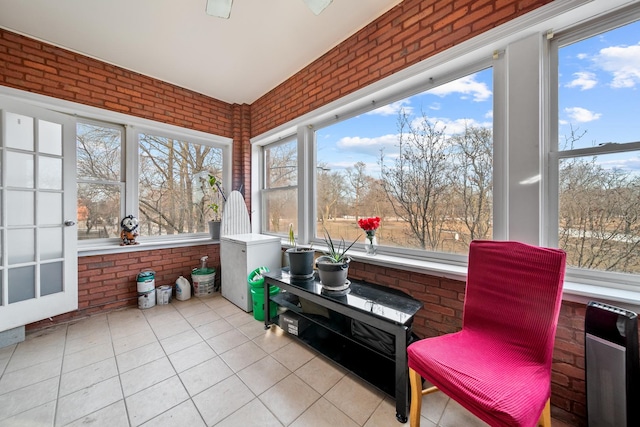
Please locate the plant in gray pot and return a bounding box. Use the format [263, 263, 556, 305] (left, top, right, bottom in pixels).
[202, 173, 226, 240]
[286, 224, 315, 280]
[316, 227, 359, 293]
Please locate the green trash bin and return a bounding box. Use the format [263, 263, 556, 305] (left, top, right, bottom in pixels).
[251, 286, 279, 321]
[247, 266, 270, 289]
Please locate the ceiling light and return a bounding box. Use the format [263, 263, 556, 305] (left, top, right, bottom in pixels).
[205, 0, 332, 19]
[302, 0, 333, 15]
[206, 0, 233, 19]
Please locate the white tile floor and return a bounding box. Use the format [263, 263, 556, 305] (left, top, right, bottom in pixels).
[0, 293, 573, 426]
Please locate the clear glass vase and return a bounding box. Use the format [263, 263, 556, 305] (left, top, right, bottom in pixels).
[364, 231, 377, 255]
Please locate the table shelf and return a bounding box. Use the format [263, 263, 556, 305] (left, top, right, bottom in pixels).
[264, 269, 423, 423]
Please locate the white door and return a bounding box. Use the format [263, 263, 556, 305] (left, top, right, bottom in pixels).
[0, 97, 77, 332]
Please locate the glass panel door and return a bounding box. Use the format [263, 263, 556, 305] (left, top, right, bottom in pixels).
[0, 97, 77, 331]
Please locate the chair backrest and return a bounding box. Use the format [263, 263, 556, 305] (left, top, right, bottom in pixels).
[463, 240, 566, 365]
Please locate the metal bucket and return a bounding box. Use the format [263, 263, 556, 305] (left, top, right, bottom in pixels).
[138, 289, 156, 309]
[136, 270, 156, 293]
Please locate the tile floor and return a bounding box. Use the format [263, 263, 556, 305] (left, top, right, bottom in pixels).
[0, 293, 573, 426]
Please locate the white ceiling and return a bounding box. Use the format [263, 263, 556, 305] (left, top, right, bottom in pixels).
[0, 0, 402, 104]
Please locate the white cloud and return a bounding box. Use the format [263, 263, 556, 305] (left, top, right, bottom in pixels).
[427, 74, 492, 102]
[336, 134, 398, 156]
[565, 71, 597, 90]
[484, 110, 493, 119]
[595, 43, 640, 88]
[576, 53, 589, 60]
[429, 102, 441, 111]
[564, 107, 601, 123]
[600, 156, 640, 172]
[367, 100, 413, 116]
[409, 116, 491, 136]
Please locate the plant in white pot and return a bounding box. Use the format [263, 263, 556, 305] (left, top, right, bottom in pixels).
[286, 224, 315, 280]
[316, 227, 359, 292]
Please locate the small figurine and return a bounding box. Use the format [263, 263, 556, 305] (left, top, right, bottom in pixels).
[120, 215, 140, 246]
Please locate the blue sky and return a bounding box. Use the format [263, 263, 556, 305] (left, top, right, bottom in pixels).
[317, 19, 640, 177]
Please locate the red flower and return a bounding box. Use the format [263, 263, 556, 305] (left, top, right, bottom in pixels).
[357, 216, 381, 231]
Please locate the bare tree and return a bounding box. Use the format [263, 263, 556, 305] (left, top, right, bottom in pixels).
[346, 161, 369, 219]
[139, 134, 221, 235]
[559, 158, 640, 272]
[317, 165, 347, 224]
[450, 123, 493, 244]
[77, 123, 123, 238]
[379, 110, 452, 250]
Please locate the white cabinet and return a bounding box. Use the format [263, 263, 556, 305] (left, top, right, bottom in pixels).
[220, 234, 282, 311]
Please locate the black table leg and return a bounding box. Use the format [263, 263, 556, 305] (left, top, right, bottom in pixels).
[394, 325, 409, 423]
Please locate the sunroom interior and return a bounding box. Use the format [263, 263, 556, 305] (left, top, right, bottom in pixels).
[1, 0, 639, 426]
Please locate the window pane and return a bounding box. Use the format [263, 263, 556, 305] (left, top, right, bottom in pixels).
[557, 19, 640, 275]
[265, 140, 297, 188]
[139, 134, 223, 236]
[8, 266, 35, 303]
[559, 154, 640, 274]
[316, 69, 493, 255]
[5, 112, 34, 151]
[41, 262, 63, 296]
[6, 151, 34, 188]
[77, 183, 121, 239]
[263, 188, 298, 234]
[38, 192, 62, 226]
[39, 120, 62, 156]
[77, 122, 122, 181]
[558, 20, 640, 150]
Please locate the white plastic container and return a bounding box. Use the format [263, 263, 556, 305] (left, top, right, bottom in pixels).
[156, 285, 172, 305]
[175, 276, 191, 301]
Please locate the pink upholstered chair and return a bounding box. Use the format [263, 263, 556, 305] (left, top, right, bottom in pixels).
[407, 240, 566, 427]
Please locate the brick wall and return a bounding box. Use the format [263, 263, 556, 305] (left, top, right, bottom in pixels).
[349, 260, 587, 426]
[27, 245, 221, 331]
[250, 0, 554, 137]
[0, 28, 252, 200]
[0, 30, 234, 137]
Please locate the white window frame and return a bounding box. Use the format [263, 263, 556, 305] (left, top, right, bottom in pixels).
[0, 85, 233, 253]
[260, 136, 300, 236]
[547, 5, 640, 292]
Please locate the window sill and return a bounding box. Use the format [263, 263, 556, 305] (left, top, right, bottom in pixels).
[78, 236, 218, 257]
[346, 248, 640, 312]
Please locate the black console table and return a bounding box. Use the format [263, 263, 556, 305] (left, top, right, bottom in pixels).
[263, 269, 423, 423]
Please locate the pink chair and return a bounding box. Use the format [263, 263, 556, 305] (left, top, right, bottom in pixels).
[407, 240, 566, 427]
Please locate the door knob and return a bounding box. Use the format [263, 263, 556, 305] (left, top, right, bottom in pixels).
[64, 220, 76, 226]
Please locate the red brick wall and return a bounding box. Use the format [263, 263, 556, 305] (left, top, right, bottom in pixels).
[0, 30, 234, 137]
[349, 260, 587, 426]
[27, 245, 221, 331]
[250, 0, 554, 137]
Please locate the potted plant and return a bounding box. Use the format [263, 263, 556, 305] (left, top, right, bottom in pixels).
[204, 173, 226, 239]
[316, 227, 359, 292]
[285, 223, 315, 280]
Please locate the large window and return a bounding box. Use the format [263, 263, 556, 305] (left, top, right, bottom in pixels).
[77, 120, 227, 242]
[315, 68, 493, 255]
[553, 17, 640, 277]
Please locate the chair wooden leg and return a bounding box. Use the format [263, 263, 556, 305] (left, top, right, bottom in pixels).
[409, 367, 423, 427]
[538, 398, 551, 427]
